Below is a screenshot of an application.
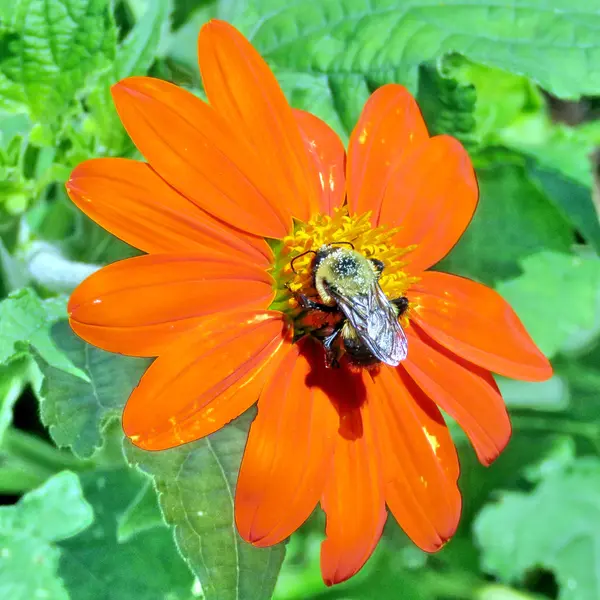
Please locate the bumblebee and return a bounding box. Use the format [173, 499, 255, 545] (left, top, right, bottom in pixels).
[292, 244, 409, 368]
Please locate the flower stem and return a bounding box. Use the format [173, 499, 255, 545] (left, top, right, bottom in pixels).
[23, 241, 100, 293]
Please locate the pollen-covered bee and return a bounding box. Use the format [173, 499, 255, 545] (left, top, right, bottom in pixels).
[292, 244, 409, 368]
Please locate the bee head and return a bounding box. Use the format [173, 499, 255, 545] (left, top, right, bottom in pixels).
[314, 245, 377, 303]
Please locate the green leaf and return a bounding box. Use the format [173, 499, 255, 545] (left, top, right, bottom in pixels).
[35, 321, 150, 459]
[527, 164, 600, 255]
[116, 478, 164, 543]
[439, 162, 574, 285]
[59, 468, 195, 600]
[474, 458, 600, 600]
[496, 252, 600, 358]
[125, 416, 286, 600]
[0, 471, 93, 600]
[234, 0, 600, 137]
[0, 0, 117, 125]
[0, 288, 80, 373]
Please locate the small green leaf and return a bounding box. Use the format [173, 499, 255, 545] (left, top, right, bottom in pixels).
[0, 359, 27, 442]
[125, 416, 286, 600]
[474, 458, 600, 600]
[0, 289, 79, 373]
[59, 468, 195, 600]
[0, 471, 93, 600]
[116, 479, 164, 543]
[35, 321, 149, 459]
[496, 252, 600, 358]
[439, 163, 574, 285]
[0, 0, 117, 125]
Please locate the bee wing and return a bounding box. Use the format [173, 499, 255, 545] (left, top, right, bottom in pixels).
[333, 284, 408, 366]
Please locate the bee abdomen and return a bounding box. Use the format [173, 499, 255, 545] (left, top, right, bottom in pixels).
[341, 322, 380, 367]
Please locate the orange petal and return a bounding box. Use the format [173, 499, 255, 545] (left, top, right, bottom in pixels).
[122, 310, 289, 450]
[370, 367, 461, 552]
[67, 158, 271, 266]
[199, 20, 321, 220]
[320, 385, 387, 586]
[69, 253, 274, 357]
[293, 109, 346, 215]
[236, 339, 337, 547]
[380, 136, 478, 273]
[347, 84, 428, 218]
[409, 272, 552, 381]
[403, 326, 511, 466]
[111, 76, 290, 238]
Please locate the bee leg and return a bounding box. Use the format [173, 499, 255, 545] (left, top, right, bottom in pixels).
[392, 296, 409, 316]
[293, 292, 337, 313]
[323, 322, 344, 368]
[369, 258, 385, 278]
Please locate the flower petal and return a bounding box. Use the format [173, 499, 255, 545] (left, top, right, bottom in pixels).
[347, 84, 428, 218]
[67, 158, 271, 266]
[123, 310, 289, 451]
[236, 339, 337, 547]
[69, 253, 274, 357]
[409, 272, 552, 381]
[199, 20, 320, 220]
[111, 76, 290, 238]
[403, 325, 511, 466]
[370, 367, 462, 552]
[380, 136, 478, 273]
[293, 109, 346, 215]
[320, 382, 387, 586]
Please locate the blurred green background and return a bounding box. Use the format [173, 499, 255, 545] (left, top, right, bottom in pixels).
[1, 1, 600, 599]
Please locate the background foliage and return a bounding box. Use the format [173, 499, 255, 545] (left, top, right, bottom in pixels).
[0, 0, 599, 598]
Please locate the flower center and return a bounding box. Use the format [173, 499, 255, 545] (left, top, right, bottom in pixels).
[269, 207, 419, 333]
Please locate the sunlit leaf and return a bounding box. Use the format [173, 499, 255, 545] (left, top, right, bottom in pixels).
[35, 321, 149, 459]
[475, 458, 600, 600]
[0, 0, 117, 124]
[0, 471, 93, 600]
[496, 251, 600, 358]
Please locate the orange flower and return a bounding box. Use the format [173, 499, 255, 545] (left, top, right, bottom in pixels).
[66, 21, 552, 585]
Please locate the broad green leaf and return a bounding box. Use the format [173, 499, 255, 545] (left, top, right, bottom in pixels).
[125, 417, 286, 600]
[0, 471, 93, 600]
[232, 0, 600, 139]
[0, 0, 117, 125]
[439, 162, 574, 285]
[474, 458, 600, 600]
[0, 288, 79, 373]
[116, 478, 164, 543]
[496, 252, 600, 358]
[59, 468, 195, 600]
[36, 321, 149, 459]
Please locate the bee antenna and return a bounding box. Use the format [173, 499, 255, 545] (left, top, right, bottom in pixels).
[330, 241, 355, 250]
[290, 250, 317, 274]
